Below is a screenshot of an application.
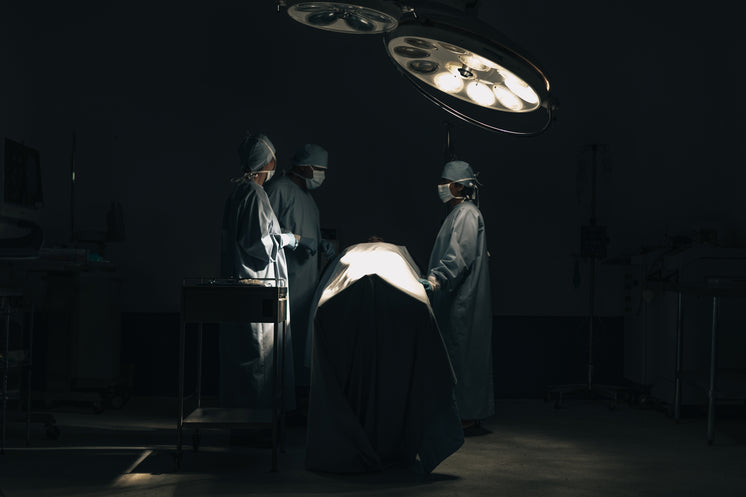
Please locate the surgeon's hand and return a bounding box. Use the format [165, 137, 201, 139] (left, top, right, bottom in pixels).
[419, 275, 441, 292]
[418, 278, 433, 292]
[320, 239, 336, 259]
[274, 233, 298, 250]
[298, 236, 317, 257]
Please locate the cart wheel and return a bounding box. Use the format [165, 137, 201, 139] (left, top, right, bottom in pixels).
[109, 394, 125, 410]
[104, 388, 130, 410]
[45, 424, 61, 440]
[192, 429, 201, 451]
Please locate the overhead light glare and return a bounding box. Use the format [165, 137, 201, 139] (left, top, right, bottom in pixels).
[459, 54, 498, 72]
[466, 81, 496, 106]
[434, 72, 464, 93]
[493, 85, 523, 111]
[503, 73, 540, 104]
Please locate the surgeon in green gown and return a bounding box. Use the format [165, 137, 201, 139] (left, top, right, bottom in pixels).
[219, 132, 298, 411]
[419, 160, 494, 430]
[265, 143, 335, 391]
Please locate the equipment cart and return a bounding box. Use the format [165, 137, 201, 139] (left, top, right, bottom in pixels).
[176, 278, 287, 470]
[1, 288, 59, 453]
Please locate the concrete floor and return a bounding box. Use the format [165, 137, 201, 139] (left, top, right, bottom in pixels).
[1, 398, 745, 497]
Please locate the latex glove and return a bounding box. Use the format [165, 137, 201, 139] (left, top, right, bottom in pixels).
[273, 233, 298, 250]
[320, 239, 336, 259]
[282, 233, 299, 250]
[298, 236, 317, 256]
[420, 275, 441, 292]
[418, 278, 433, 292]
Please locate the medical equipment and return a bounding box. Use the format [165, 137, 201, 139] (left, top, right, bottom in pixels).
[277, 1, 557, 135]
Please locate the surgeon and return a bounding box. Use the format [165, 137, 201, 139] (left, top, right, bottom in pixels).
[264, 143, 335, 408]
[419, 160, 494, 431]
[219, 131, 298, 412]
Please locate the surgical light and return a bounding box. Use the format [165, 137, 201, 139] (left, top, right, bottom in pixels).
[503, 73, 539, 105]
[383, 9, 555, 135]
[434, 72, 464, 93]
[284, 1, 400, 34]
[278, 1, 557, 135]
[387, 34, 539, 112]
[493, 84, 523, 110]
[466, 81, 496, 107]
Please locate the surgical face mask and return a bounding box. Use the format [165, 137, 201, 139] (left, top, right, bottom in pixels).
[293, 168, 325, 189]
[437, 183, 454, 203]
[255, 169, 275, 181]
[306, 169, 325, 190]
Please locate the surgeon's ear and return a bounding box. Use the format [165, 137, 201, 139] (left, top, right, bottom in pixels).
[451, 182, 464, 195]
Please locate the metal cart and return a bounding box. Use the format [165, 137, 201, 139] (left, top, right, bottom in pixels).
[666, 278, 746, 444]
[176, 278, 287, 470]
[1, 289, 59, 453]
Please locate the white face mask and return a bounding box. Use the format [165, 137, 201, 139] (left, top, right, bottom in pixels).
[306, 169, 326, 190]
[437, 183, 454, 203]
[293, 168, 326, 190]
[255, 169, 275, 181]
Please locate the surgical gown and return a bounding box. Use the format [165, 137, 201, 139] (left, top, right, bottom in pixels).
[428, 201, 494, 420]
[219, 179, 295, 411]
[264, 175, 322, 386]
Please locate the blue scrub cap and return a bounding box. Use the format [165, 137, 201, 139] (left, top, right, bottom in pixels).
[292, 143, 328, 168]
[238, 132, 276, 172]
[441, 160, 477, 188]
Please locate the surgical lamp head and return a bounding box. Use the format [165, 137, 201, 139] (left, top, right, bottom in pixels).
[277, 1, 557, 135]
[383, 4, 556, 135]
[280, 0, 401, 34]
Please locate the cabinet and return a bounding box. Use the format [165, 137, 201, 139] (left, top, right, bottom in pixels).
[1, 255, 128, 413]
[39, 266, 128, 410]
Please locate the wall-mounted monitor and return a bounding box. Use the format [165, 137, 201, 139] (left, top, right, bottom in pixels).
[0, 137, 44, 253]
[1, 137, 43, 222]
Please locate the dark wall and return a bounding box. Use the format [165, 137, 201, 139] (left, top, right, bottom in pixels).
[3, 1, 745, 317]
[118, 313, 624, 399]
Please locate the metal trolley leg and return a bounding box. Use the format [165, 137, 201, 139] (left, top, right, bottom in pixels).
[271, 319, 279, 472]
[1, 308, 9, 455]
[176, 318, 185, 469]
[707, 296, 719, 445]
[673, 291, 684, 422]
